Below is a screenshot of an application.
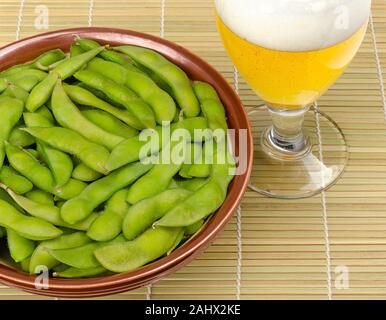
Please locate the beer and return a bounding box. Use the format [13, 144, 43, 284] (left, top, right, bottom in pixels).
[215, 0, 371, 110]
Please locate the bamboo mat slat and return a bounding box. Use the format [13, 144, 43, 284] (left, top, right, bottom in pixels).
[0, 0, 385, 300]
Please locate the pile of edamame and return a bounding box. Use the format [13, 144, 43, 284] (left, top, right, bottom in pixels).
[0, 38, 235, 278]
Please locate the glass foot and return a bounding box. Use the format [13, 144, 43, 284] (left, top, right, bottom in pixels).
[248, 105, 348, 199]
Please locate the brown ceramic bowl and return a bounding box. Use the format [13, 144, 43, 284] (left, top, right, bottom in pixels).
[0, 27, 253, 298]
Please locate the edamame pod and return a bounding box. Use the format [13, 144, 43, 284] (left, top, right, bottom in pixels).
[74, 69, 156, 129]
[5, 142, 86, 200]
[126, 162, 184, 205]
[26, 47, 105, 112]
[193, 81, 228, 134]
[6, 229, 36, 262]
[37, 142, 73, 188]
[1, 84, 29, 102]
[9, 126, 35, 147]
[35, 105, 55, 122]
[0, 166, 33, 194]
[114, 45, 200, 117]
[63, 83, 141, 128]
[175, 178, 208, 192]
[29, 232, 91, 274]
[185, 219, 205, 235]
[60, 161, 153, 224]
[53, 266, 106, 278]
[0, 199, 62, 241]
[2, 186, 98, 231]
[70, 44, 85, 57]
[52, 81, 124, 150]
[94, 226, 182, 273]
[5, 69, 47, 87]
[20, 257, 31, 272]
[23, 112, 53, 128]
[81, 109, 138, 139]
[156, 145, 235, 227]
[0, 78, 9, 93]
[77, 38, 130, 66]
[0, 49, 65, 77]
[72, 163, 102, 182]
[87, 189, 130, 241]
[0, 97, 24, 170]
[50, 235, 126, 269]
[22, 127, 110, 174]
[25, 72, 59, 112]
[123, 188, 191, 240]
[106, 117, 209, 171]
[26, 189, 54, 206]
[87, 57, 176, 123]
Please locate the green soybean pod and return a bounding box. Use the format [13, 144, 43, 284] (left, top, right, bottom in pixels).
[6, 228, 36, 263]
[26, 47, 105, 112]
[3, 186, 98, 231]
[0, 78, 9, 93]
[9, 75, 41, 92]
[0, 199, 62, 241]
[123, 188, 191, 240]
[114, 45, 200, 118]
[193, 81, 228, 134]
[76, 38, 130, 66]
[5, 69, 47, 84]
[156, 145, 235, 227]
[183, 147, 211, 179]
[35, 105, 55, 123]
[5, 142, 86, 200]
[22, 127, 110, 175]
[125, 139, 186, 204]
[0, 166, 33, 194]
[81, 109, 138, 139]
[106, 117, 209, 172]
[1, 84, 29, 102]
[50, 235, 126, 269]
[5, 142, 55, 192]
[26, 189, 54, 206]
[0, 97, 24, 169]
[60, 161, 153, 224]
[53, 266, 107, 278]
[29, 231, 91, 274]
[8, 126, 35, 147]
[63, 84, 141, 128]
[106, 126, 164, 171]
[175, 178, 208, 192]
[72, 163, 102, 182]
[179, 143, 208, 179]
[87, 189, 130, 241]
[185, 219, 205, 235]
[94, 226, 182, 273]
[87, 58, 176, 124]
[23, 112, 53, 128]
[52, 81, 124, 150]
[25, 149, 39, 159]
[37, 142, 73, 188]
[20, 257, 31, 272]
[70, 44, 85, 57]
[25, 72, 59, 112]
[0, 49, 65, 77]
[74, 69, 155, 129]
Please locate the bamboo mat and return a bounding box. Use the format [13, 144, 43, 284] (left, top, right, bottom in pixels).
[0, 0, 385, 300]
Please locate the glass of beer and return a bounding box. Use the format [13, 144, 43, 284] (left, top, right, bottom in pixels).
[215, 0, 371, 198]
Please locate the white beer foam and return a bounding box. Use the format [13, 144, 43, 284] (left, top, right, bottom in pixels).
[215, 0, 371, 52]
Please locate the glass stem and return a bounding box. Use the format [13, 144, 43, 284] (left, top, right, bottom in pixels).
[262, 106, 311, 159]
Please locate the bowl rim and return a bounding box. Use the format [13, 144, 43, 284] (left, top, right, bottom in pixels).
[0, 27, 253, 297]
